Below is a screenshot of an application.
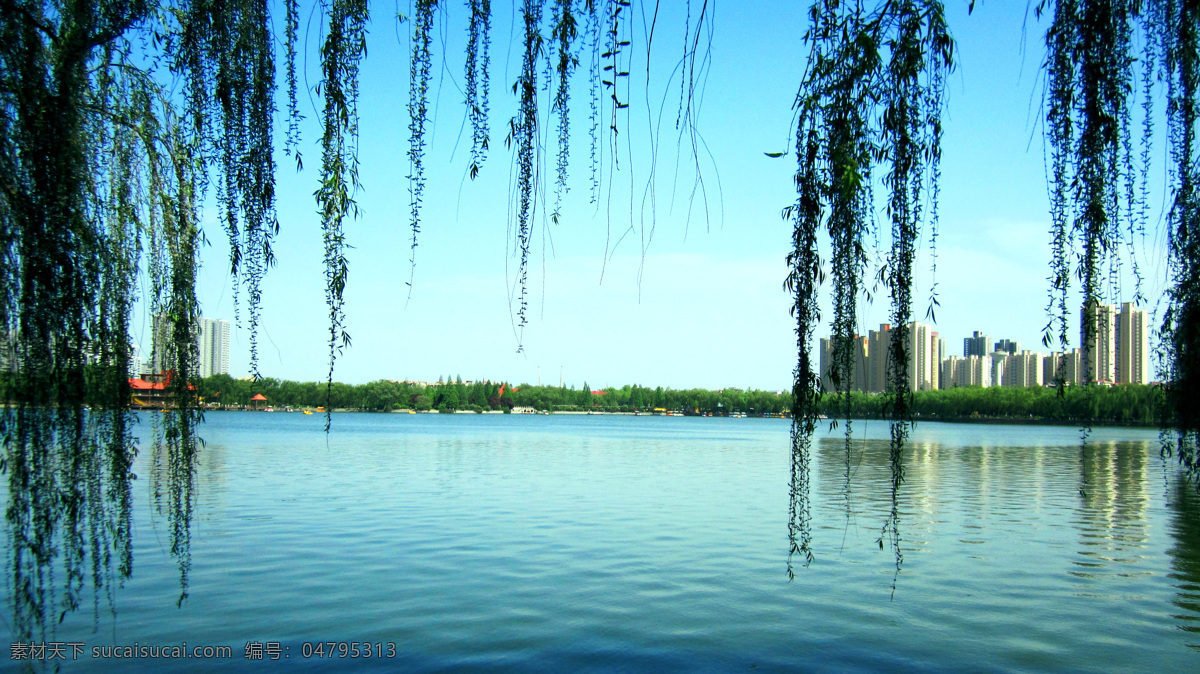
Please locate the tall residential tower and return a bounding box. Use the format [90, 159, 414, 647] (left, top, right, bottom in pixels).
[152, 315, 231, 377]
[1116, 302, 1149, 385]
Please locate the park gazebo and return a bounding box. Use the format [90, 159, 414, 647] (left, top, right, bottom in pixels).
[250, 393, 267, 411]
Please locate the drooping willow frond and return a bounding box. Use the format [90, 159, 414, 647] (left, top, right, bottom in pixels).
[0, 0, 244, 635]
[508, 0, 545, 348]
[1151, 0, 1200, 477]
[1040, 0, 1139, 390]
[465, 0, 492, 180]
[285, 0, 303, 163]
[788, 0, 953, 569]
[551, 0, 578, 221]
[408, 0, 438, 294]
[176, 0, 279, 380]
[317, 0, 370, 431]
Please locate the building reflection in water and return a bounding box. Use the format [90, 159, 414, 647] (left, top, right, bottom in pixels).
[1166, 475, 1200, 646]
[1072, 441, 1151, 578]
[808, 435, 1180, 607]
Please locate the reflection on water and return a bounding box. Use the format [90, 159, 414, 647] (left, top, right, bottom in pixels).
[1073, 441, 1151, 577]
[5, 414, 1200, 671]
[2, 408, 198, 653]
[787, 419, 814, 577]
[810, 431, 1200, 638]
[3, 408, 135, 648]
[1167, 475, 1200, 646]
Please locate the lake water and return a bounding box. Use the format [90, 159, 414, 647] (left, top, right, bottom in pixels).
[2, 412, 1197, 671]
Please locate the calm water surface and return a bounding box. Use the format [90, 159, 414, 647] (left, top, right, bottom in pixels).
[3, 413, 1197, 671]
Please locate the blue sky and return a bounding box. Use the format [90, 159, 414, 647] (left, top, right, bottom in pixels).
[135, 1, 1167, 389]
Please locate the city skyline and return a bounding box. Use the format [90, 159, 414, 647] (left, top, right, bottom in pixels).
[819, 301, 1152, 394]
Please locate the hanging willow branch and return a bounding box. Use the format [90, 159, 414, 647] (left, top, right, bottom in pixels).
[1035, 0, 1200, 483]
[407, 0, 438, 294]
[0, 0, 264, 637]
[465, 0, 492, 180]
[317, 0, 369, 431]
[285, 0, 303, 163]
[507, 0, 544, 348]
[1152, 0, 1200, 478]
[177, 0, 280, 380]
[585, 0, 603, 202]
[550, 0, 577, 221]
[1040, 0, 1139, 391]
[783, 123, 823, 573]
[788, 0, 952, 572]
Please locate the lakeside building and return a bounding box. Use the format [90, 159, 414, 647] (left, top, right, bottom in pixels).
[128, 343, 142, 378]
[1080, 301, 1117, 384]
[0, 329, 19, 374]
[868, 324, 891, 393]
[989, 351, 1008, 387]
[819, 335, 868, 393]
[1116, 302, 1150, 385]
[1043, 349, 1085, 386]
[1003, 350, 1044, 388]
[820, 322, 940, 393]
[939, 356, 958, 389]
[940, 355, 988, 388]
[198, 317, 231, 377]
[128, 370, 194, 409]
[818, 300, 1149, 393]
[994, 338, 1021, 355]
[152, 314, 231, 377]
[964, 330, 989, 358]
[909, 322, 936, 391]
[932, 332, 945, 391]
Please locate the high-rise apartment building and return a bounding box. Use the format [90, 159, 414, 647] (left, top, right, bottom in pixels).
[1003, 350, 1044, 388]
[819, 302, 1146, 393]
[198, 317, 231, 377]
[908, 322, 935, 391]
[128, 343, 142, 378]
[994, 339, 1021, 355]
[151, 313, 172, 373]
[1116, 302, 1149, 385]
[152, 314, 231, 377]
[964, 330, 989, 358]
[939, 354, 993, 388]
[819, 338, 833, 392]
[819, 335, 868, 393]
[989, 351, 1007, 387]
[1045, 349, 1085, 386]
[940, 356, 958, 389]
[1080, 301, 1117, 383]
[931, 332, 945, 391]
[868, 324, 892, 393]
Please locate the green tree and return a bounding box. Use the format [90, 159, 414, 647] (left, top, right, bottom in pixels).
[439, 384, 460, 413]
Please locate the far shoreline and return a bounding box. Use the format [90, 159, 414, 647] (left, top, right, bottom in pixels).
[194, 407, 1160, 430]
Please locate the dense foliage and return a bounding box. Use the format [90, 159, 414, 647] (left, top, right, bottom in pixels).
[191, 374, 1163, 425]
[192, 374, 795, 416]
[786, 0, 952, 574]
[822, 384, 1164, 426]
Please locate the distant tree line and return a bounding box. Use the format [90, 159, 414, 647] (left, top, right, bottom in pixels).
[821, 384, 1165, 426]
[192, 374, 793, 416]
[189, 374, 1163, 425]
